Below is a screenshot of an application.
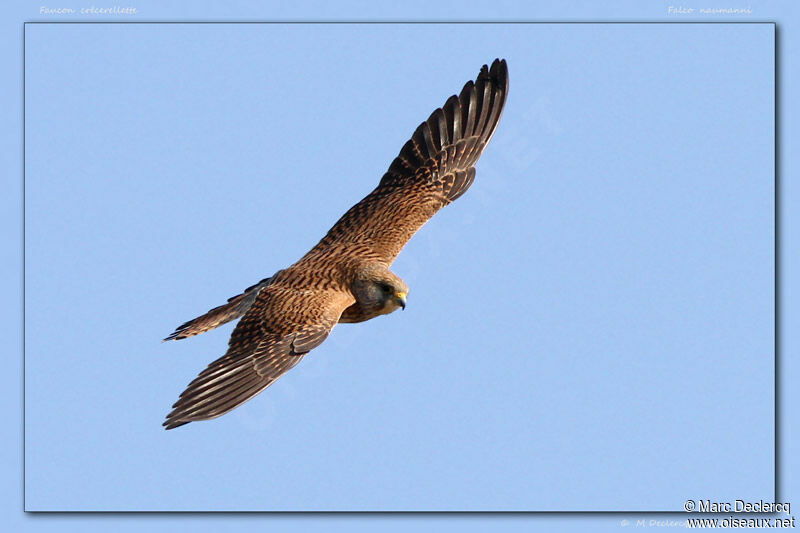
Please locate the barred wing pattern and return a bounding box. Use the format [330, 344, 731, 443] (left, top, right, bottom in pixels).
[314, 59, 509, 263]
[163, 285, 346, 429]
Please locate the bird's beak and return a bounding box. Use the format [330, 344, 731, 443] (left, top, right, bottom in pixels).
[395, 291, 407, 310]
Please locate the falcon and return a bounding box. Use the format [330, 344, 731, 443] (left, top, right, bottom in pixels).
[163, 59, 509, 429]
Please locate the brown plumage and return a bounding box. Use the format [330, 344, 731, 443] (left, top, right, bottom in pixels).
[163, 59, 509, 429]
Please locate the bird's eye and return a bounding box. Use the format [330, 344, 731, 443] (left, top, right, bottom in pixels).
[381, 284, 392, 294]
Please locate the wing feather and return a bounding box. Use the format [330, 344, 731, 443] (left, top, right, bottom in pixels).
[163, 286, 346, 429]
[312, 59, 508, 263]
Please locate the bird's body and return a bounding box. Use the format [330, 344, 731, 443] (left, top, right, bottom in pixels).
[163, 59, 509, 429]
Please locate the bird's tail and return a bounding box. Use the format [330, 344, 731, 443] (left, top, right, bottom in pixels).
[163, 277, 274, 341]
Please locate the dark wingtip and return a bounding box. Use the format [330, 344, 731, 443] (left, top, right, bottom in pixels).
[163, 418, 190, 430]
[480, 58, 509, 89]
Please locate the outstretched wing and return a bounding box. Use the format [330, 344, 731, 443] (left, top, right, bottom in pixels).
[163, 286, 349, 429]
[314, 59, 509, 263]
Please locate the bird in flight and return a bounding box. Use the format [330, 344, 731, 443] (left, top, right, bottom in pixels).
[163, 59, 509, 429]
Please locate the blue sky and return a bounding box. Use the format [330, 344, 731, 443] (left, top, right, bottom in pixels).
[3, 0, 797, 531]
[24, 21, 774, 511]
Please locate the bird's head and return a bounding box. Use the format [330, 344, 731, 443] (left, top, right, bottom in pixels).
[352, 264, 409, 316]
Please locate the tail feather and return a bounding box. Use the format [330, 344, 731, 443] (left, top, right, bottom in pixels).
[163, 277, 274, 341]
